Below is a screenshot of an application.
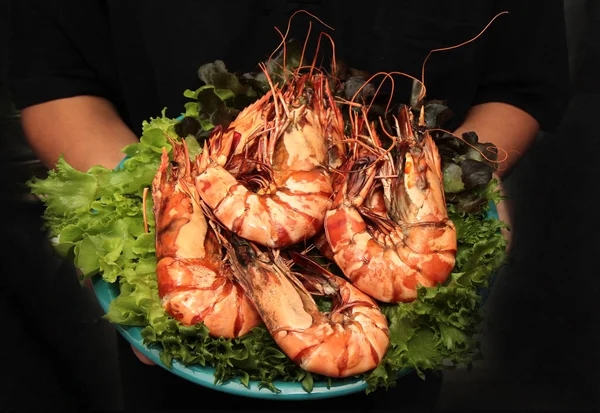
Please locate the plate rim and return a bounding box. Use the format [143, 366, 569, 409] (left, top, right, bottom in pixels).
[92, 277, 414, 400]
[91, 155, 500, 399]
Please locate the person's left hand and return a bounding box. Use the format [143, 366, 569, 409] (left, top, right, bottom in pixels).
[132, 345, 156, 365]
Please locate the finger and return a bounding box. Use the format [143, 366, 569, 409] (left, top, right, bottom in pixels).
[131, 344, 157, 366]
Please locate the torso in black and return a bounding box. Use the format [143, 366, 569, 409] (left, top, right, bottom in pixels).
[9, 0, 569, 136]
[5, 1, 571, 410]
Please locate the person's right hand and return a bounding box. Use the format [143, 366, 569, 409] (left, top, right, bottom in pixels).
[20, 96, 139, 171]
[131, 344, 156, 366]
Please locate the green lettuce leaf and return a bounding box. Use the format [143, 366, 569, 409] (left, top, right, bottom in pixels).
[361, 190, 507, 392]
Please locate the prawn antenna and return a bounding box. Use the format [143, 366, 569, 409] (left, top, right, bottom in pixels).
[268, 10, 335, 78]
[418, 11, 509, 102]
[429, 127, 509, 166]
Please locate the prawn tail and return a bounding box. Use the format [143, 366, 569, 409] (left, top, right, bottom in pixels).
[289, 251, 340, 296]
[397, 104, 415, 141]
[151, 147, 174, 226]
[422, 131, 447, 203]
[152, 148, 170, 194]
[173, 136, 193, 175]
[197, 138, 211, 171]
[333, 155, 380, 209]
[222, 233, 259, 297]
[290, 251, 379, 314]
[195, 125, 229, 167]
[357, 205, 395, 235]
[323, 78, 347, 169]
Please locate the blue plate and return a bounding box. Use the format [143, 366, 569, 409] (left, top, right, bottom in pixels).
[92, 277, 412, 399]
[93, 132, 501, 400]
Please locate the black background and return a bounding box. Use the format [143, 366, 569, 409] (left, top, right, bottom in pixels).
[1, 0, 599, 411]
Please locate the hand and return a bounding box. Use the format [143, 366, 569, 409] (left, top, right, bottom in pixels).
[86, 276, 157, 365]
[20, 96, 139, 171]
[131, 344, 156, 366]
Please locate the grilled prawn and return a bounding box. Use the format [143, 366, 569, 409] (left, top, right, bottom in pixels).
[195, 72, 344, 249]
[151, 140, 261, 337]
[224, 236, 390, 378]
[324, 106, 457, 303]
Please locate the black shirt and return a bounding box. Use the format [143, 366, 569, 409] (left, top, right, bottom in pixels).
[6, 1, 570, 411]
[9, 0, 569, 137]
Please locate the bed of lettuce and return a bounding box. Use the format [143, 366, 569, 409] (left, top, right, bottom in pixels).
[28, 56, 508, 395]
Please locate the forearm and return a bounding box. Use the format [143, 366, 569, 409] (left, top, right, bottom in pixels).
[453, 102, 540, 178]
[20, 95, 139, 171]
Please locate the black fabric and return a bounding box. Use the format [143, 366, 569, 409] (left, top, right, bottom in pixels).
[1, 2, 123, 409]
[8, 0, 569, 137]
[572, 0, 600, 94]
[0, 199, 124, 411]
[436, 3, 600, 407]
[5, 1, 573, 411]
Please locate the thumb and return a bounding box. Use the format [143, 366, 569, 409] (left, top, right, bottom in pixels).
[131, 344, 157, 366]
